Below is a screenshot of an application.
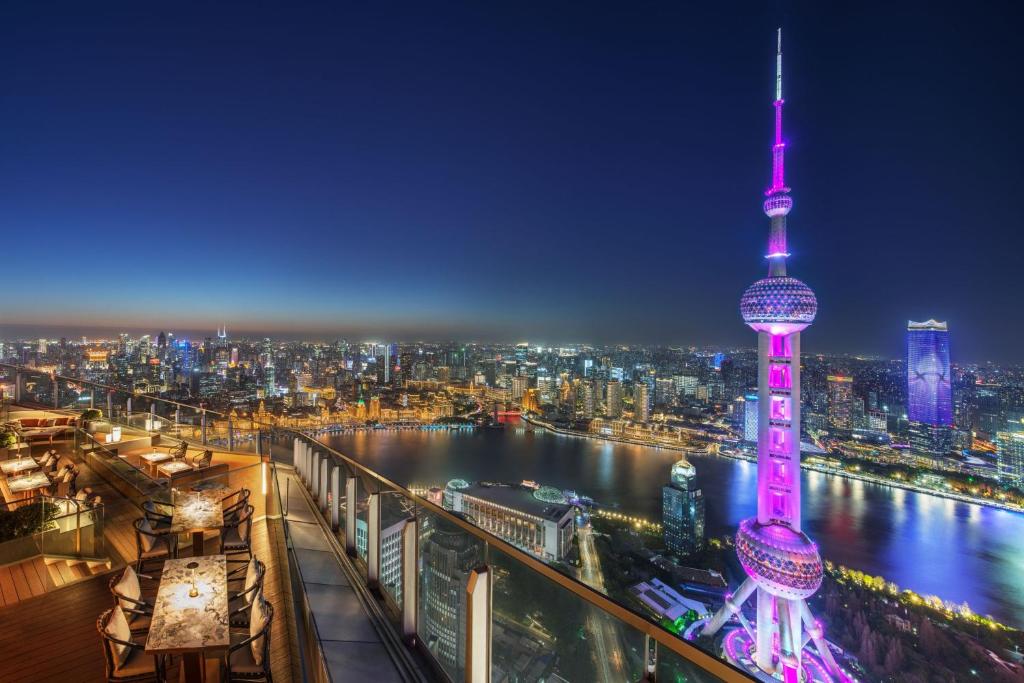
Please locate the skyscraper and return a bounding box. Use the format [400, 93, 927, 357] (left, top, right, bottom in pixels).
[662, 459, 705, 556]
[421, 523, 480, 678]
[996, 428, 1024, 487]
[605, 379, 623, 418]
[704, 30, 843, 681]
[633, 382, 650, 422]
[907, 320, 953, 458]
[827, 375, 854, 429]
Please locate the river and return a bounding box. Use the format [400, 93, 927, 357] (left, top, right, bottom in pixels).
[322, 425, 1024, 628]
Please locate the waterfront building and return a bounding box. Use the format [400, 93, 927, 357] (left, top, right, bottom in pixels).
[907, 320, 953, 458]
[662, 459, 706, 556]
[704, 30, 844, 681]
[633, 381, 651, 422]
[605, 379, 623, 418]
[443, 481, 574, 561]
[997, 429, 1024, 487]
[827, 375, 854, 429]
[510, 374, 529, 401]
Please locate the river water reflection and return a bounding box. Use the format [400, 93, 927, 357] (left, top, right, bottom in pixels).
[323, 426, 1024, 627]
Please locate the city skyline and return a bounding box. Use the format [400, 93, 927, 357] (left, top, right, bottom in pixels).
[3, 3, 1022, 362]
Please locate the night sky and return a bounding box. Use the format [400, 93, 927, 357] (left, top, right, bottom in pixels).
[1, 2, 1021, 361]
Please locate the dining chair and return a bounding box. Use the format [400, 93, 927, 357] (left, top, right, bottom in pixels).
[164, 440, 188, 460]
[109, 566, 153, 634]
[142, 500, 174, 531]
[220, 503, 254, 571]
[228, 558, 265, 628]
[97, 606, 167, 682]
[133, 517, 177, 574]
[224, 597, 274, 682]
[222, 488, 251, 523]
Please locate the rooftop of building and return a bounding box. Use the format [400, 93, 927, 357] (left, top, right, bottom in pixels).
[456, 482, 573, 521]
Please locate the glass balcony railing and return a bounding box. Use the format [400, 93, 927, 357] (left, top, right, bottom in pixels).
[0, 363, 750, 682]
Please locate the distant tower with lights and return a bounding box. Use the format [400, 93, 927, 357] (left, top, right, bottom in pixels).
[907, 320, 953, 459]
[701, 30, 845, 682]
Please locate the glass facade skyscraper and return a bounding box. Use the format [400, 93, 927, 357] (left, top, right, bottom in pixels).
[662, 460, 705, 556]
[907, 320, 953, 426]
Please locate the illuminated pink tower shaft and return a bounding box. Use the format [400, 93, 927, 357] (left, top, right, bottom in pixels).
[704, 29, 843, 683]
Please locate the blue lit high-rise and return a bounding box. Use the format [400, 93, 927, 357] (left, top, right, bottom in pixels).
[907, 320, 952, 425]
[907, 320, 953, 458]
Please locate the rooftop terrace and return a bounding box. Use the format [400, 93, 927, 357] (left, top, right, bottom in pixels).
[0, 363, 750, 682]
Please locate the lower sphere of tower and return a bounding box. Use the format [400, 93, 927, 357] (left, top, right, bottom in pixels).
[735, 518, 823, 600]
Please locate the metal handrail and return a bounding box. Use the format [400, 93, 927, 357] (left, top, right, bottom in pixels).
[1, 363, 749, 680]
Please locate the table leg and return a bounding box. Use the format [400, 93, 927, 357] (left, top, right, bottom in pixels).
[181, 651, 205, 682]
[192, 531, 204, 556]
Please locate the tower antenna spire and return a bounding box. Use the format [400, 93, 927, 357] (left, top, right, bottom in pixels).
[776, 27, 783, 102]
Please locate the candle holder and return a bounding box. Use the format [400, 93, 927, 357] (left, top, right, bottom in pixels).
[186, 561, 200, 598]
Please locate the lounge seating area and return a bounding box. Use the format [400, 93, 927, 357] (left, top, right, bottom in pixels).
[98, 486, 274, 682]
[4, 413, 79, 445]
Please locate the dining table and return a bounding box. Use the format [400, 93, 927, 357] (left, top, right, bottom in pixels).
[170, 489, 224, 556]
[145, 554, 229, 683]
[0, 458, 40, 477]
[7, 471, 51, 495]
[139, 451, 173, 477]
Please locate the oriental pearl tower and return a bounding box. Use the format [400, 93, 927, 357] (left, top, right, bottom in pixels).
[700, 30, 846, 683]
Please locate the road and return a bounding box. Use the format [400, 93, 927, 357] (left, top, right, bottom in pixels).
[577, 524, 630, 681]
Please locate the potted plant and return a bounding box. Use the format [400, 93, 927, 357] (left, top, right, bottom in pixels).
[80, 408, 102, 432]
[0, 429, 18, 458]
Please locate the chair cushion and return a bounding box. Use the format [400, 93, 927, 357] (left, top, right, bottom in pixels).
[106, 606, 133, 667]
[243, 558, 260, 604]
[250, 598, 269, 666]
[18, 419, 39, 428]
[229, 642, 264, 675]
[115, 647, 156, 676]
[53, 417, 69, 426]
[114, 566, 141, 610]
[138, 517, 156, 553]
[222, 527, 246, 547]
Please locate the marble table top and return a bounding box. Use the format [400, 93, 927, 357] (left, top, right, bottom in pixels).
[171, 490, 223, 533]
[158, 461, 193, 476]
[0, 459, 40, 475]
[8, 471, 51, 493]
[140, 452, 173, 463]
[146, 555, 229, 655]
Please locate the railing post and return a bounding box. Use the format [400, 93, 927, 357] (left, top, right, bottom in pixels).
[52, 377, 59, 408]
[345, 476, 357, 555]
[75, 500, 82, 555]
[227, 418, 235, 451]
[14, 371, 22, 404]
[201, 409, 208, 445]
[89, 390, 95, 409]
[330, 465, 341, 529]
[465, 565, 492, 683]
[367, 492, 381, 588]
[256, 429, 264, 457]
[106, 391, 113, 421]
[126, 396, 132, 418]
[644, 635, 658, 681]
[319, 458, 329, 512]
[310, 451, 321, 497]
[401, 517, 418, 643]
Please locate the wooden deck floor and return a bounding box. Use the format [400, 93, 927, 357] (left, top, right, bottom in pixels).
[0, 436, 297, 682]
